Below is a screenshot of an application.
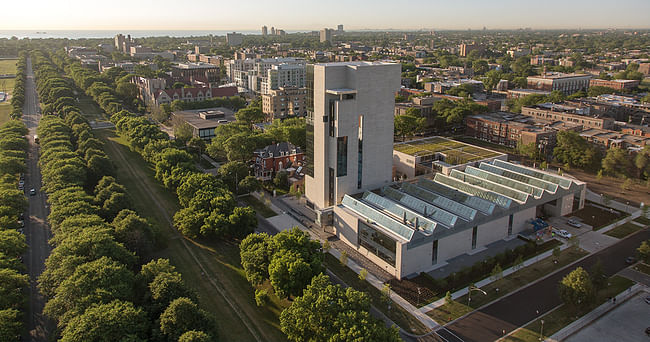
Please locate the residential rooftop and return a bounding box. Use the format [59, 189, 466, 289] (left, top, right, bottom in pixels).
[393, 136, 503, 164]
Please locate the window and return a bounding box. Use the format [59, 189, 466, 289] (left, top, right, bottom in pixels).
[471, 226, 477, 249]
[358, 221, 396, 267]
[329, 100, 336, 137]
[337, 136, 348, 177]
[508, 214, 513, 236]
[328, 168, 335, 206]
[432, 240, 438, 265]
[358, 115, 363, 189]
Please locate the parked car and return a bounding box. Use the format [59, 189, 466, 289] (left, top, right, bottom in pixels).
[553, 228, 572, 239]
[567, 219, 582, 228]
[17, 228, 24, 235]
[29, 188, 36, 196]
[18, 180, 24, 187]
[17, 220, 24, 228]
[644, 296, 650, 305]
[625, 256, 637, 265]
[645, 326, 650, 336]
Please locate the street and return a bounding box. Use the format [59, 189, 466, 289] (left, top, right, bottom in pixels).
[21, 56, 53, 342]
[444, 227, 650, 342]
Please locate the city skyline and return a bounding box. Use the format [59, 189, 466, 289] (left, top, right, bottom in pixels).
[3, 0, 650, 31]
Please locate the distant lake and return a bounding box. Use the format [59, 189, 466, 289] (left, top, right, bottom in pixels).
[0, 30, 309, 39]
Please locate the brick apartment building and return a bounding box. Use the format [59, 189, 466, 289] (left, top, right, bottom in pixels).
[521, 103, 614, 130]
[589, 79, 640, 90]
[254, 142, 304, 180]
[526, 73, 591, 95]
[261, 86, 307, 121]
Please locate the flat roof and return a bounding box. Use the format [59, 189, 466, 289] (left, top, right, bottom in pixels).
[326, 88, 357, 95]
[393, 136, 504, 164]
[171, 107, 235, 130]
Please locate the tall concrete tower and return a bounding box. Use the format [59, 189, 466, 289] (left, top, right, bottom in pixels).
[304, 62, 401, 214]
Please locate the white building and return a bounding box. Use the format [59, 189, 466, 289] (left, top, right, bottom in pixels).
[304, 61, 401, 213]
[333, 160, 586, 279]
[227, 57, 306, 93]
[260, 63, 306, 95]
[320, 28, 333, 43]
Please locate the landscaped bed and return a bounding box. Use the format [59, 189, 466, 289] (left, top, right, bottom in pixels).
[390, 238, 561, 307]
[605, 221, 645, 239]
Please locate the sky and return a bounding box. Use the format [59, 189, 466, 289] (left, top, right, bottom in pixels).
[2, 0, 650, 31]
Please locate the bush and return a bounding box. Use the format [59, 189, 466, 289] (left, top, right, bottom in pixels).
[255, 289, 269, 307]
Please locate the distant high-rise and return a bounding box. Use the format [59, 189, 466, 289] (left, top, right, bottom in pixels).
[304, 62, 401, 211]
[337, 24, 344, 33]
[320, 28, 333, 43]
[226, 32, 243, 46]
[271, 27, 276, 35]
[262, 26, 268, 36]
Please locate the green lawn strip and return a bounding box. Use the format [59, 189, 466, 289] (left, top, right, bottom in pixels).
[323, 253, 429, 335]
[241, 195, 277, 218]
[427, 247, 587, 322]
[96, 128, 288, 342]
[504, 275, 635, 342]
[0, 102, 11, 124]
[605, 222, 644, 239]
[0, 77, 16, 94]
[0, 59, 17, 74]
[633, 216, 650, 225]
[633, 263, 650, 276]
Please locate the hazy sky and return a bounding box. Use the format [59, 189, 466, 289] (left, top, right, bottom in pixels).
[2, 0, 650, 31]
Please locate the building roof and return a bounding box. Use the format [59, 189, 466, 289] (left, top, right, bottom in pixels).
[393, 136, 504, 163]
[255, 142, 302, 158]
[171, 107, 235, 130]
[339, 159, 585, 244]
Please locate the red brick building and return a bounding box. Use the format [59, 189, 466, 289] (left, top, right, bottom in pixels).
[254, 142, 304, 180]
[589, 79, 640, 90]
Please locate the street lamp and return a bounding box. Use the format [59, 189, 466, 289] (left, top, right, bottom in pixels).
[539, 319, 545, 341]
[467, 285, 487, 307]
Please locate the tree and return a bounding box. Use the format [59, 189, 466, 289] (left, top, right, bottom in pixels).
[472, 60, 489, 75]
[553, 246, 561, 262]
[358, 268, 368, 282]
[590, 259, 606, 291]
[0, 309, 22, 342]
[255, 289, 269, 307]
[490, 263, 503, 281]
[280, 273, 400, 342]
[558, 267, 594, 307]
[112, 209, 155, 257]
[601, 148, 632, 178]
[588, 86, 617, 97]
[554, 130, 599, 170]
[637, 240, 650, 263]
[60, 300, 149, 342]
[218, 161, 248, 192]
[517, 141, 539, 161]
[339, 250, 348, 266]
[174, 121, 194, 146]
[394, 114, 425, 140]
[116, 82, 138, 102]
[149, 271, 197, 311]
[235, 100, 264, 126]
[445, 291, 452, 305]
[273, 170, 289, 190]
[0, 230, 27, 258]
[0, 268, 28, 310]
[238, 175, 261, 194]
[187, 137, 207, 160]
[269, 250, 316, 299]
[239, 233, 273, 285]
[159, 297, 216, 342]
[178, 330, 213, 342]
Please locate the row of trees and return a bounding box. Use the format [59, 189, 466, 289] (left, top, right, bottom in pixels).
[110, 108, 258, 240]
[0, 120, 29, 340]
[33, 50, 217, 342]
[8, 53, 26, 119]
[240, 229, 400, 342]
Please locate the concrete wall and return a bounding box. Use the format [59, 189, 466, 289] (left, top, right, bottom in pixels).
[477, 216, 509, 247]
[393, 150, 416, 179]
[400, 242, 433, 279]
[513, 206, 536, 234]
[437, 228, 473, 262]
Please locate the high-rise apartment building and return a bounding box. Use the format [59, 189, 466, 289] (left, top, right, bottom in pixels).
[262, 26, 268, 36]
[226, 32, 243, 46]
[304, 62, 401, 212]
[320, 28, 333, 43]
[337, 24, 344, 33]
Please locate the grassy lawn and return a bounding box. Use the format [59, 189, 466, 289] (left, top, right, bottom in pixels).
[0, 77, 15, 94]
[95, 128, 288, 342]
[241, 194, 277, 218]
[453, 136, 517, 155]
[633, 215, 650, 225]
[504, 275, 634, 342]
[427, 247, 588, 322]
[323, 253, 429, 335]
[572, 203, 626, 230]
[605, 222, 645, 239]
[632, 263, 650, 276]
[77, 97, 106, 121]
[0, 102, 11, 124]
[0, 59, 17, 74]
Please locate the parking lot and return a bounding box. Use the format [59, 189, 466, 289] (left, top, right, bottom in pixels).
[565, 291, 650, 342]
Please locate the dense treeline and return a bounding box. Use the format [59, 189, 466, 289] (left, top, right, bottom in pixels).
[9, 52, 27, 119]
[0, 120, 29, 340]
[239, 229, 401, 342]
[32, 50, 217, 341]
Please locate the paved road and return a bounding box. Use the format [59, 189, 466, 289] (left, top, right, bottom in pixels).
[22, 57, 53, 342]
[444, 228, 650, 342]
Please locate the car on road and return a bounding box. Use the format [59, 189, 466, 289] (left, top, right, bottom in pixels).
[18, 180, 24, 187]
[29, 188, 36, 196]
[17, 228, 24, 235]
[646, 326, 650, 336]
[18, 220, 24, 228]
[645, 296, 650, 305]
[625, 256, 637, 265]
[567, 219, 582, 228]
[552, 228, 572, 239]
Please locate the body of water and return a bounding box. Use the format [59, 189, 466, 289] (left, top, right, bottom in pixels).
[0, 30, 305, 39]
